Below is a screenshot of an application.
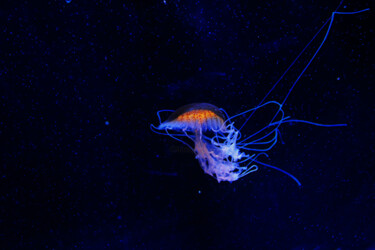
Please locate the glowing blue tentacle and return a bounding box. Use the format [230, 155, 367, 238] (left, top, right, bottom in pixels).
[236, 153, 256, 164]
[271, 7, 370, 123]
[226, 101, 284, 145]
[238, 108, 284, 145]
[183, 130, 198, 144]
[150, 124, 190, 136]
[227, 101, 282, 122]
[235, 129, 243, 141]
[156, 109, 175, 124]
[277, 128, 285, 144]
[239, 152, 270, 177]
[240, 165, 259, 178]
[252, 158, 302, 186]
[150, 124, 195, 152]
[275, 119, 347, 127]
[334, 9, 370, 15]
[165, 129, 195, 152]
[219, 108, 232, 122]
[238, 124, 278, 145]
[238, 116, 346, 151]
[240, 133, 277, 149]
[242, 132, 277, 145]
[240, 138, 278, 152]
[238, 1, 346, 132]
[241, 127, 278, 145]
[239, 135, 277, 152]
[212, 134, 228, 140]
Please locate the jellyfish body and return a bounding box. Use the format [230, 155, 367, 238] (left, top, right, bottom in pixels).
[151, 102, 301, 183]
[153, 103, 241, 182]
[157, 103, 250, 182]
[151, 7, 369, 186]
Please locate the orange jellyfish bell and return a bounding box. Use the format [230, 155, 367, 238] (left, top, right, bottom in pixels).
[157, 103, 226, 132]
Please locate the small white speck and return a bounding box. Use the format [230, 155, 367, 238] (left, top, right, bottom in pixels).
[198, 190, 202, 194]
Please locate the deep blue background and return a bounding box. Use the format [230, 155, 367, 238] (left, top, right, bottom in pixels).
[1, 0, 374, 249]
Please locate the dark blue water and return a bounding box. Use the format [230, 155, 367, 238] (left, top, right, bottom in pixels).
[1, 0, 374, 248]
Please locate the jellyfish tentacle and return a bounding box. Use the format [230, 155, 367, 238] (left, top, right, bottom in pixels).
[239, 3, 369, 130]
[238, 3, 342, 132]
[271, 7, 370, 123]
[150, 124, 190, 137]
[238, 113, 284, 145]
[241, 132, 277, 146]
[165, 129, 195, 152]
[219, 108, 232, 122]
[240, 136, 278, 152]
[236, 153, 256, 164]
[156, 109, 175, 124]
[252, 158, 302, 186]
[277, 119, 347, 127]
[228, 101, 282, 122]
[239, 165, 259, 178]
[223, 101, 284, 146]
[240, 126, 279, 145]
[239, 152, 271, 177]
[240, 140, 277, 152]
[183, 129, 197, 144]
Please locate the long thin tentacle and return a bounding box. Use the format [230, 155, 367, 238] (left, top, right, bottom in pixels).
[270, 7, 370, 123]
[252, 158, 302, 186]
[238, 1, 346, 132]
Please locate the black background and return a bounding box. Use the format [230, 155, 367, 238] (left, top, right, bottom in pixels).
[1, 0, 374, 249]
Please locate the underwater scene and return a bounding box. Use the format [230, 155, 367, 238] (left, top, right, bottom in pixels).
[1, 0, 374, 249]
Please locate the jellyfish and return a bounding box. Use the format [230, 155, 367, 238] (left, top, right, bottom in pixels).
[153, 102, 253, 183]
[151, 101, 342, 185]
[151, 6, 369, 185]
